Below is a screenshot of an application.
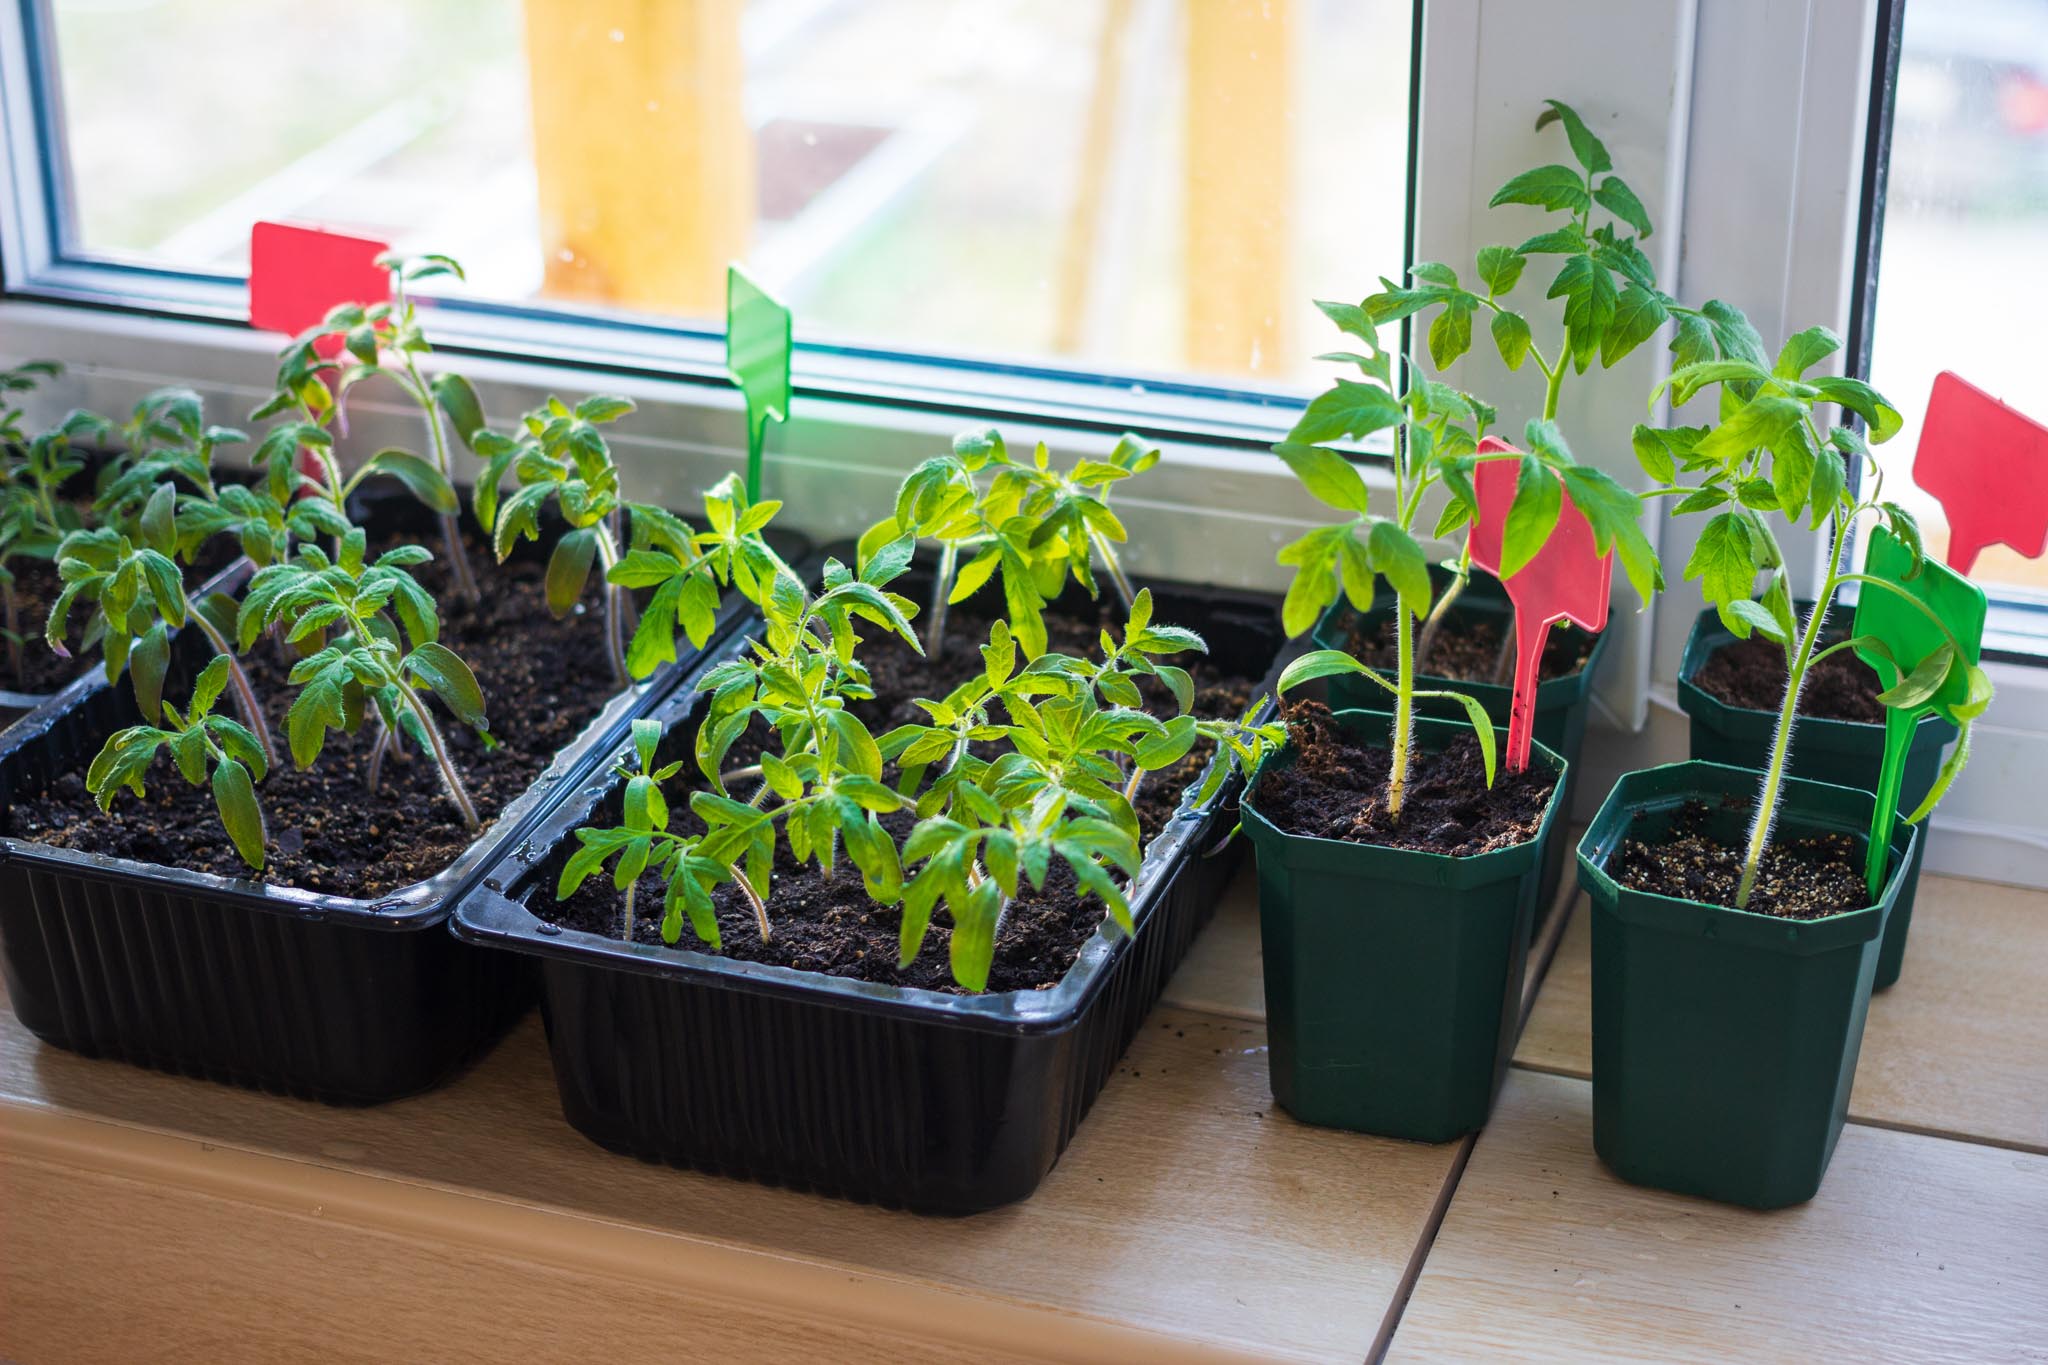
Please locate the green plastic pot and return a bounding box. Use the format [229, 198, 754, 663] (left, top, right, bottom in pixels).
[1577, 760, 1916, 1209]
[1243, 708, 1566, 1142]
[1677, 604, 1952, 990]
[1313, 565, 1607, 921]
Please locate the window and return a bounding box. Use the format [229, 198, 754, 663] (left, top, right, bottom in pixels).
[15, 0, 1413, 431]
[1864, 0, 2048, 647]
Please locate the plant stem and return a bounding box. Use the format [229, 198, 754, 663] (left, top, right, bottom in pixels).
[1390, 598, 1415, 820]
[595, 520, 628, 687]
[1414, 552, 1468, 673]
[188, 612, 279, 771]
[1090, 532, 1137, 614]
[735, 872, 773, 942]
[1734, 510, 1854, 908]
[395, 678, 480, 830]
[405, 361, 481, 606]
[926, 540, 958, 655]
[365, 717, 395, 793]
[621, 880, 637, 943]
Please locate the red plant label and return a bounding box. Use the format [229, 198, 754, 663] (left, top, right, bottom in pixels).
[248, 221, 391, 358]
[1912, 370, 2048, 575]
[1465, 436, 1612, 772]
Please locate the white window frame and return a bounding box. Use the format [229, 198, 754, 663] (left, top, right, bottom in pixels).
[3, 0, 2044, 880]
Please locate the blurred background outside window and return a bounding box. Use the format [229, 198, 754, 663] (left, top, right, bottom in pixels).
[1867, 0, 2048, 598]
[43, 0, 1413, 395]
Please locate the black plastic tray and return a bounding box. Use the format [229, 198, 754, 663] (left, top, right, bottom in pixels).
[452, 566, 1289, 1213]
[0, 513, 809, 1105]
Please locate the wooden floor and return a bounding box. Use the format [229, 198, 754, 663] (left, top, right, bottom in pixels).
[2, 864, 2043, 1362]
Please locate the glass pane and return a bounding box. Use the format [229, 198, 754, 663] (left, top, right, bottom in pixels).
[42, 0, 1412, 392]
[1868, 0, 2048, 597]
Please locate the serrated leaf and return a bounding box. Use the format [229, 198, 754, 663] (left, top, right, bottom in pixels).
[1286, 379, 1405, 446]
[1491, 310, 1533, 371]
[1273, 442, 1371, 514]
[1490, 163, 1590, 214]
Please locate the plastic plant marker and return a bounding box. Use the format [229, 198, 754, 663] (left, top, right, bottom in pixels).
[1465, 436, 1613, 772]
[1912, 371, 2048, 575]
[248, 222, 391, 358]
[725, 264, 792, 501]
[1851, 525, 1986, 895]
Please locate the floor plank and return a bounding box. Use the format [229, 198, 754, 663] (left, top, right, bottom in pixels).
[0, 993, 1455, 1363]
[1516, 874, 2048, 1152]
[1388, 1069, 2048, 1364]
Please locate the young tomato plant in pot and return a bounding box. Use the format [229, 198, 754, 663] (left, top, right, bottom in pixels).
[255, 252, 483, 603]
[472, 396, 785, 688]
[238, 527, 491, 828]
[857, 427, 1159, 657]
[2, 403, 110, 692]
[1578, 316, 1990, 1208]
[1241, 248, 1656, 1141]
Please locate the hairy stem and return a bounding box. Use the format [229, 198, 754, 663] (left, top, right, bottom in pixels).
[926, 540, 958, 655]
[1735, 512, 1853, 908]
[595, 520, 628, 687]
[621, 880, 637, 943]
[1390, 600, 1415, 820]
[1090, 531, 1137, 614]
[365, 717, 395, 794]
[735, 872, 772, 942]
[406, 361, 481, 605]
[1414, 554, 1468, 673]
[396, 679, 480, 830]
[188, 612, 279, 771]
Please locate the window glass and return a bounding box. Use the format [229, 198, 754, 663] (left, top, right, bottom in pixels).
[42, 0, 1412, 392]
[1867, 0, 2048, 597]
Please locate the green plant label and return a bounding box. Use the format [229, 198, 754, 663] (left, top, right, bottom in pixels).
[1851, 525, 1987, 894]
[726, 264, 792, 501]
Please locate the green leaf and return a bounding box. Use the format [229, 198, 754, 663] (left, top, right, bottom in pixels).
[212, 758, 267, 871]
[1367, 520, 1431, 616]
[1602, 283, 1668, 366]
[1695, 395, 1807, 467]
[1490, 164, 1591, 214]
[1312, 298, 1380, 344]
[1592, 176, 1652, 236]
[1722, 597, 1787, 643]
[1669, 312, 1715, 370]
[1419, 688, 1497, 787]
[575, 395, 636, 424]
[129, 623, 171, 722]
[431, 374, 487, 447]
[1537, 99, 1612, 174]
[1878, 644, 1955, 710]
[404, 641, 488, 730]
[1278, 648, 1384, 694]
[1427, 300, 1474, 370]
[1684, 512, 1760, 607]
[1491, 310, 1533, 371]
[189, 654, 232, 719]
[1807, 447, 1847, 529]
[545, 528, 598, 617]
[1273, 443, 1371, 514]
[1286, 379, 1405, 445]
[1547, 256, 1616, 370]
[1475, 245, 1526, 296]
[1773, 326, 1842, 380]
[1501, 458, 1562, 579]
[362, 449, 458, 515]
[1808, 376, 1903, 443]
[1904, 722, 1972, 825]
[139, 482, 178, 556]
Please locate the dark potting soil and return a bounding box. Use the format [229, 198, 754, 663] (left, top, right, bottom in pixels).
[1253, 700, 1557, 855]
[1347, 611, 1591, 686]
[1692, 634, 1884, 724]
[544, 592, 1263, 994]
[1609, 798, 1870, 918]
[7, 526, 626, 896]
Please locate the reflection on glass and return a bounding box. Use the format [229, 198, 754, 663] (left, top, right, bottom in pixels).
[46, 0, 1411, 389]
[1869, 0, 2048, 594]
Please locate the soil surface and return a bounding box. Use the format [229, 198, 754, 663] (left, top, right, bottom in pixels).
[1691, 634, 1884, 724]
[1252, 699, 1557, 855]
[545, 588, 1266, 994]
[1609, 798, 1870, 918]
[7, 524, 628, 896]
[1348, 611, 1591, 685]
